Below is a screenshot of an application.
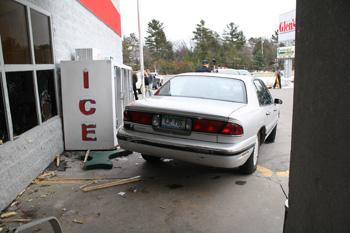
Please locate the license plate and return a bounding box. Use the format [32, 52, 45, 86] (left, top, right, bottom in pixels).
[160, 115, 187, 130]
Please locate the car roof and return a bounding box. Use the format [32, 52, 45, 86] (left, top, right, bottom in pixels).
[174, 72, 254, 82]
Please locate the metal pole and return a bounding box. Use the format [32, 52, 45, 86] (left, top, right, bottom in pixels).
[137, 0, 146, 98]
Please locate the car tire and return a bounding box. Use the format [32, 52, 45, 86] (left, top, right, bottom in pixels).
[265, 125, 277, 143]
[239, 134, 260, 174]
[141, 154, 161, 162]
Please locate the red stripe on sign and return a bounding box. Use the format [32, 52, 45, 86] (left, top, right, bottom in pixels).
[79, 0, 121, 36]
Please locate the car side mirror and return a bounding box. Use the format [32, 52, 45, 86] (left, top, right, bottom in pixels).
[274, 98, 283, 104]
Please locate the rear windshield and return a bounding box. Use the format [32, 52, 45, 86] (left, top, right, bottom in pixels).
[159, 75, 247, 103]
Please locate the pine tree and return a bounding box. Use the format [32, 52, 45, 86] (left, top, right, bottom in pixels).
[192, 20, 222, 64]
[223, 22, 246, 49]
[271, 30, 279, 44]
[122, 33, 139, 70]
[145, 19, 173, 61]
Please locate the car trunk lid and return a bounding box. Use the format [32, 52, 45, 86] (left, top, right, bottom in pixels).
[125, 96, 246, 142]
[127, 96, 245, 120]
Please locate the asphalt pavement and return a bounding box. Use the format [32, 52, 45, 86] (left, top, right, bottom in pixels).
[2, 88, 293, 233]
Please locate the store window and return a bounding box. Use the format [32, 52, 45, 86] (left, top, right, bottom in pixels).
[31, 9, 53, 64]
[0, 0, 57, 142]
[0, 0, 31, 64]
[6, 71, 38, 136]
[0, 75, 8, 143]
[37, 70, 57, 121]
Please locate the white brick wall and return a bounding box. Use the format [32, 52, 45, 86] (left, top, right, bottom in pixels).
[26, 0, 122, 63]
[0, 117, 64, 210]
[0, 0, 122, 210]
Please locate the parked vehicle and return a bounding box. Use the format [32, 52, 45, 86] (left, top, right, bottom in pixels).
[135, 71, 165, 92]
[217, 68, 240, 75]
[237, 69, 252, 76]
[150, 72, 164, 89]
[117, 73, 282, 174]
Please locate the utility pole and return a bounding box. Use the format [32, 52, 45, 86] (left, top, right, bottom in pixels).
[261, 38, 264, 56]
[137, 0, 145, 98]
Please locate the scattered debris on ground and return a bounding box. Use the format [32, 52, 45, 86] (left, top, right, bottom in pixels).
[0, 218, 32, 223]
[82, 149, 132, 170]
[0, 212, 17, 219]
[118, 192, 126, 197]
[72, 219, 84, 224]
[81, 176, 142, 192]
[56, 154, 60, 167]
[235, 180, 247, 185]
[33, 175, 141, 188]
[83, 150, 90, 163]
[127, 186, 138, 193]
[37, 171, 56, 180]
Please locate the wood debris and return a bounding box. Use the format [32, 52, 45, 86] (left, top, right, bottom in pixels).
[18, 189, 26, 197]
[79, 181, 97, 189]
[10, 201, 19, 207]
[0, 211, 17, 219]
[83, 150, 90, 163]
[37, 171, 56, 181]
[56, 154, 60, 167]
[82, 176, 142, 192]
[0, 218, 31, 223]
[34, 179, 88, 185]
[72, 219, 84, 224]
[34, 176, 131, 186]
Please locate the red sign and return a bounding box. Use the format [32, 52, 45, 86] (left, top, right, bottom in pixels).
[279, 19, 296, 34]
[79, 0, 121, 36]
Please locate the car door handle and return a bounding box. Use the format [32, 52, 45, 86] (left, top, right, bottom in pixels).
[266, 112, 271, 116]
[273, 109, 277, 112]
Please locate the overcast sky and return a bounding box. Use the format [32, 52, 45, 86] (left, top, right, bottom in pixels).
[121, 0, 296, 44]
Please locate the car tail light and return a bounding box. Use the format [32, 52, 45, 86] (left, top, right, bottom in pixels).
[124, 110, 153, 125]
[192, 119, 243, 135]
[221, 122, 244, 135]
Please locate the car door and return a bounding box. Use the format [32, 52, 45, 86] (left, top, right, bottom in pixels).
[260, 80, 278, 133]
[253, 79, 275, 136]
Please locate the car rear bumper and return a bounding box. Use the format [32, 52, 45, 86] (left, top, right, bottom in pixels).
[117, 128, 255, 168]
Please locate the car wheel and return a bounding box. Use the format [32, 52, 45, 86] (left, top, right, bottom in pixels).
[265, 125, 277, 143]
[141, 154, 161, 162]
[239, 134, 260, 174]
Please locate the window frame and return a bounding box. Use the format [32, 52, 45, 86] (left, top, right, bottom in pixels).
[0, 0, 59, 142]
[253, 79, 273, 106]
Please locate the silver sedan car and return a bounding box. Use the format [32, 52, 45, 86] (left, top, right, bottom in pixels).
[117, 73, 282, 174]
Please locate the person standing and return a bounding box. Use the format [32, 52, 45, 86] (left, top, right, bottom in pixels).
[196, 60, 211, 72]
[273, 68, 282, 89]
[144, 71, 152, 97]
[132, 71, 138, 100]
[147, 70, 155, 90]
